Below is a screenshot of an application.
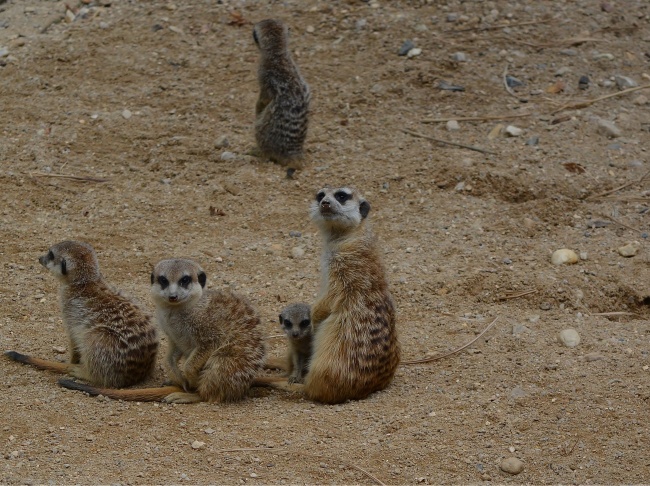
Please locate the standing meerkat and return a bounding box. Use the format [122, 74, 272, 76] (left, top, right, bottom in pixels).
[253, 18, 310, 167]
[255, 187, 400, 403]
[5, 240, 158, 388]
[278, 302, 312, 384]
[59, 258, 267, 404]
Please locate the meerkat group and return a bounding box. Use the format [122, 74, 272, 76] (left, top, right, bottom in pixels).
[6, 20, 406, 405]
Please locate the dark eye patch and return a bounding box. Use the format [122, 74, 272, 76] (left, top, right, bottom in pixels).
[157, 276, 169, 289]
[334, 191, 351, 203]
[48, 250, 54, 261]
[299, 319, 311, 328]
[253, 29, 259, 45]
[179, 275, 192, 288]
[60, 259, 67, 275]
[283, 319, 293, 328]
[316, 191, 325, 203]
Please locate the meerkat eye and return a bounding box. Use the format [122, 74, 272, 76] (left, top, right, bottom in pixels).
[316, 191, 325, 203]
[299, 319, 311, 328]
[334, 191, 351, 203]
[179, 275, 192, 288]
[47, 250, 54, 261]
[283, 319, 293, 328]
[157, 276, 169, 289]
[60, 259, 67, 275]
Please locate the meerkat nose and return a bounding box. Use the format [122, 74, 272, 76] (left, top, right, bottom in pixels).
[168, 295, 179, 303]
[292, 331, 300, 338]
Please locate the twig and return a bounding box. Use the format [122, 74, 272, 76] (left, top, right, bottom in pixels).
[422, 112, 533, 124]
[498, 289, 538, 301]
[216, 448, 386, 485]
[29, 171, 109, 183]
[591, 312, 638, 317]
[401, 316, 498, 365]
[401, 128, 496, 155]
[445, 18, 551, 34]
[597, 213, 643, 235]
[586, 169, 650, 200]
[551, 84, 650, 114]
[528, 37, 604, 49]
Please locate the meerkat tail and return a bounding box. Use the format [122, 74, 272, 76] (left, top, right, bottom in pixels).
[263, 356, 289, 371]
[4, 351, 72, 373]
[252, 375, 304, 393]
[57, 378, 183, 402]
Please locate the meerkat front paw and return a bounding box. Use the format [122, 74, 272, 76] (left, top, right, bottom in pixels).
[162, 392, 202, 404]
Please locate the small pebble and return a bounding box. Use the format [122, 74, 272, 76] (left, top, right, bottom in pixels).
[438, 81, 465, 92]
[555, 67, 571, 77]
[451, 52, 467, 62]
[504, 125, 522, 137]
[121, 109, 132, 119]
[618, 241, 640, 257]
[250, 473, 258, 478]
[560, 48, 577, 56]
[579, 251, 588, 260]
[597, 119, 621, 139]
[614, 75, 637, 89]
[52, 346, 66, 354]
[289, 231, 302, 238]
[398, 40, 414, 56]
[539, 302, 552, 311]
[505, 76, 524, 88]
[220, 151, 236, 161]
[204, 428, 215, 434]
[551, 249, 579, 265]
[592, 52, 614, 61]
[446, 13, 459, 22]
[291, 247, 305, 259]
[446, 120, 460, 131]
[306, 25, 315, 34]
[510, 386, 526, 399]
[99, 21, 109, 29]
[214, 136, 229, 149]
[191, 441, 205, 450]
[500, 457, 524, 475]
[633, 95, 648, 106]
[525, 136, 539, 146]
[406, 48, 422, 58]
[578, 75, 590, 90]
[584, 353, 604, 362]
[559, 329, 580, 348]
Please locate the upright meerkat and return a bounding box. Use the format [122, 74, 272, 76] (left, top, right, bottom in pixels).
[255, 187, 400, 403]
[59, 258, 266, 404]
[5, 240, 158, 388]
[278, 302, 312, 384]
[253, 18, 310, 167]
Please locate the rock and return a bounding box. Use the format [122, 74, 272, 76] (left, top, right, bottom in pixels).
[9, 38, 25, 48]
[191, 441, 205, 450]
[578, 75, 590, 90]
[99, 21, 110, 29]
[446, 120, 460, 131]
[525, 136, 539, 146]
[592, 52, 614, 61]
[289, 231, 302, 238]
[559, 329, 580, 348]
[220, 151, 236, 161]
[446, 13, 459, 22]
[551, 249, 578, 265]
[584, 353, 604, 362]
[614, 75, 637, 89]
[500, 457, 524, 475]
[539, 302, 551, 311]
[633, 95, 648, 106]
[306, 25, 315, 34]
[504, 125, 523, 137]
[53, 346, 66, 354]
[505, 76, 524, 88]
[451, 52, 467, 62]
[560, 48, 578, 56]
[406, 48, 422, 58]
[121, 109, 132, 119]
[555, 66, 571, 76]
[618, 241, 640, 257]
[398, 40, 414, 56]
[579, 251, 588, 260]
[510, 386, 526, 399]
[214, 136, 229, 149]
[204, 428, 215, 434]
[597, 119, 621, 138]
[512, 324, 528, 336]
[290, 247, 305, 259]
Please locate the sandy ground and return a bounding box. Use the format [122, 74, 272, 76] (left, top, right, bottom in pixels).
[1, 0, 649, 484]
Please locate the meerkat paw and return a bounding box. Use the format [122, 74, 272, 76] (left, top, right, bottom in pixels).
[162, 392, 202, 404]
[68, 365, 92, 382]
[245, 146, 263, 158]
[287, 374, 304, 385]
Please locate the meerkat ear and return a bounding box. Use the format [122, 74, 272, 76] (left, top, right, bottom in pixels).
[359, 200, 371, 219]
[198, 271, 207, 288]
[60, 259, 67, 275]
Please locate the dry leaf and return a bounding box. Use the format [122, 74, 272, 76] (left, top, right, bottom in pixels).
[562, 162, 586, 174]
[546, 80, 565, 94]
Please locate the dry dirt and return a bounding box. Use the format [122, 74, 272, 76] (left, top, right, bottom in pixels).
[1, 0, 650, 484]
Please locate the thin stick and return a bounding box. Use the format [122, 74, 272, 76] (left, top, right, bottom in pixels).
[551, 84, 650, 114]
[586, 169, 650, 200]
[498, 289, 538, 301]
[591, 312, 638, 317]
[597, 213, 643, 234]
[401, 316, 498, 365]
[445, 18, 551, 34]
[29, 171, 109, 183]
[422, 113, 533, 124]
[216, 448, 386, 485]
[401, 128, 496, 155]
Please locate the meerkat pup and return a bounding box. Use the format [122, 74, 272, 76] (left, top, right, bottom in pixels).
[253, 18, 310, 167]
[5, 240, 158, 388]
[255, 187, 400, 403]
[59, 258, 266, 404]
[278, 302, 312, 384]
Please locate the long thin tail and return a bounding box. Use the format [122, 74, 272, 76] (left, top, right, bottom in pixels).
[58, 378, 183, 402]
[4, 350, 72, 373]
[252, 375, 304, 394]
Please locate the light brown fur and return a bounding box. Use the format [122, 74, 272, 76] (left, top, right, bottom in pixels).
[278, 302, 312, 384]
[253, 18, 310, 167]
[60, 259, 266, 404]
[5, 240, 158, 388]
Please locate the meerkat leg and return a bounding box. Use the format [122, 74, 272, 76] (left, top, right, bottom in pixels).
[162, 392, 202, 404]
[180, 348, 210, 392]
[165, 344, 185, 387]
[288, 352, 302, 384]
[67, 364, 93, 382]
[69, 338, 81, 364]
[310, 297, 332, 330]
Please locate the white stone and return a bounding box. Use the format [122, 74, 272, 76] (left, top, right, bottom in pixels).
[618, 241, 640, 257]
[551, 249, 579, 265]
[500, 457, 524, 475]
[446, 120, 460, 131]
[291, 247, 305, 259]
[614, 75, 638, 89]
[191, 440, 205, 450]
[407, 48, 422, 58]
[121, 109, 132, 120]
[504, 125, 523, 137]
[220, 151, 236, 161]
[597, 119, 621, 138]
[559, 329, 580, 348]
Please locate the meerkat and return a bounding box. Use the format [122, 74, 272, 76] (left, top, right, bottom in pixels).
[255, 187, 400, 404]
[4, 240, 158, 388]
[253, 18, 310, 167]
[278, 302, 312, 384]
[59, 258, 266, 404]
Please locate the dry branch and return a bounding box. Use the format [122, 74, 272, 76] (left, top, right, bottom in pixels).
[29, 171, 109, 183]
[422, 113, 533, 124]
[586, 169, 650, 200]
[551, 84, 650, 114]
[401, 128, 496, 155]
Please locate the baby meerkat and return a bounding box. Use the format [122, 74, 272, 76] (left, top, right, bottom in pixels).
[5, 240, 158, 388]
[255, 187, 400, 403]
[253, 18, 310, 167]
[279, 302, 312, 384]
[59, 258, 266, 404]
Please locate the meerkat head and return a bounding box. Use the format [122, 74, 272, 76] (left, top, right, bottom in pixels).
[279, 302, 311, 340]
[39, 240, 101, 285]
[253, 18, 289, 53]
[150, 259, 206, 308]
[310, 186, 371, 233]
